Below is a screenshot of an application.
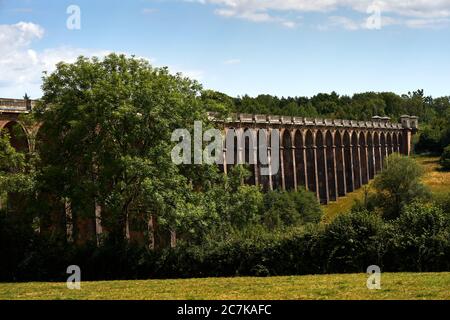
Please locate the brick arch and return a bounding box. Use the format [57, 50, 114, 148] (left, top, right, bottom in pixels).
[257, 128, 270, 190]
[282, 129, 295, 190]
[343, 130, 354, 192]
[359, 132, 369, 185]
[398, 132, 404, 155]
[316, 130, 327, 203]
[0, 120, 30, 153]
[373, 132, 381, 173]
[380, 132, 387, 164]
[243, 127, 256, 185]
[367, 132, 375, 179]
[351, 131, 361, 190]
[386, 132, 393, 155]
[305, 129, 317, 193]
[225, 127, 239, 174]
[293, 129, 306, 189]
[269, 128, 282, 190]
[325, 130, 337, 201]
[392, 132, 399, 153]
[335, 130, 346, 196]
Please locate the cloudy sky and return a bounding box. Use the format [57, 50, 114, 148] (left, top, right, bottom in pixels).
[0, 0, 449, 99]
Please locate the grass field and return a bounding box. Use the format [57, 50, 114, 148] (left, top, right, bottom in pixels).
[1, 273, 449, 300]
[322, 155, 450, 222]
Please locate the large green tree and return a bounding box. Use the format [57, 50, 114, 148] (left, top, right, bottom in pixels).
[373, 154, 430, 219]
[35, 54, 219, 244]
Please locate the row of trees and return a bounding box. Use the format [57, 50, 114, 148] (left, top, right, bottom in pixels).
[203, 89, 449, 123]
[203, 88, 450, 162]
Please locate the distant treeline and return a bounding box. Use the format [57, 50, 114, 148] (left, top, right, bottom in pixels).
[202, 89, 450, 155]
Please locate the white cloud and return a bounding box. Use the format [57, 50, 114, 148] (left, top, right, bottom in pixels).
[189, 0, 450, 29]
[141, 8, 158, 15]
[0, 21, 203, 98]
[223, 58, 241, 65]
[0, 22, 112, 98]
[214, 7, 297, 27]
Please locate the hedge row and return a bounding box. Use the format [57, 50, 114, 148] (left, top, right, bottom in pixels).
[1, 203, 450, 282]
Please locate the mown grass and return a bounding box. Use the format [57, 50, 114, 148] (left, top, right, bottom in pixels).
[1, 273, 449, 300]
[322, 155, 449, 223]
[415, 155, 450, 195]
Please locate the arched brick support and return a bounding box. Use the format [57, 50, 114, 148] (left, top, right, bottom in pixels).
[316, 130, 328, 204]
[305, 130, 318, 197]
[380, 132, 387, 166]
[387, 132, 393, 155]
[325, 130, 337, 202]
[359, 132, 369, 185]
[352, 131, 362, 190]
[257, 128, 270, 191]
[282, 129, 295, 191]
[334, 131, 346, 197]
[374, 132, 382, 173]
[393, 133, 399, 153]
[343, 130, 354, 192]
[243, 128, 256, 185]
[270, 128, 282, 190]
[0, 120, 31, 153]
[367, 132, 375, 179]
[294, 129, 306, 191]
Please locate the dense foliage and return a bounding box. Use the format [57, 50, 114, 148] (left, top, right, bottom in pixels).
[440, 145, 450, 171]
[2, 200, 449, 281]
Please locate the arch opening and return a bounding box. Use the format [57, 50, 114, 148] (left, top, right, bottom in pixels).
[343, 131, 353, 192]
[305, 130, 316, 194]
[282, 130, 295, 190]
[325, 131, 336, 201]
[316, 131, 328, 203]
[335, 131, 346, 196]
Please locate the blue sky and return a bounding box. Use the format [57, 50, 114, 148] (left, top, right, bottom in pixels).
[0, 0, 449, 99]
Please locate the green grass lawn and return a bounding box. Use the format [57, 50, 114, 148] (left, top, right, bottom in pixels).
[1, 273, 449, 300]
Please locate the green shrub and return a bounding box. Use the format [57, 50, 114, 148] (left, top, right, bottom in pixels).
[386, 202, 450, 272]
[320, 211, 386, 273]
[263, 189, 322, 229]
[373, 153, 430, 219]
[433, 192, 450, 218]
[440, 145, 450, 170]
[229, 185, 264, 228]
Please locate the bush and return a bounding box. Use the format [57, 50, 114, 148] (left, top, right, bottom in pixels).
[263, 189, 322, 229]
[373, 153, 430, 219]
[319, 211, 386, 273]
[440, 145, 450, 170]
[433, 192, 450, 218]
[386, 202, 450, 272]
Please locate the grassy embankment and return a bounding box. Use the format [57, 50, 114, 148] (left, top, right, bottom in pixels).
[322, 155, 450, 223]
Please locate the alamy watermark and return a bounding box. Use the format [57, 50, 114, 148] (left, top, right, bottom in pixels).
[67, 265, 81, 290]
[366, 1, 382, 30]
[171, 121, 280, 175]
[67, 5, 81, 30]
[366, 265, 381, 290]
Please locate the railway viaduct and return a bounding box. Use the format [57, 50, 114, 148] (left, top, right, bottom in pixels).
[1, 97, 418, 244]
[214, 112, 418, 204]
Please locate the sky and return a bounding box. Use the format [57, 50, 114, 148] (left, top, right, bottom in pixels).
[0, 0, 449, 99]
